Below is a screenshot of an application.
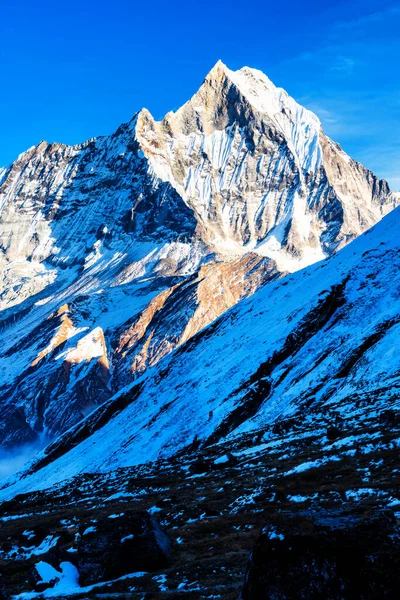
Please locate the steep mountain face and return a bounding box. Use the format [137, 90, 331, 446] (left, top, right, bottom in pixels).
[3, 204, 400, 495]
[0, 61, 397, 449]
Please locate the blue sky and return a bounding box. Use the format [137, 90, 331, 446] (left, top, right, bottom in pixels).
[0, 0, 399, 188]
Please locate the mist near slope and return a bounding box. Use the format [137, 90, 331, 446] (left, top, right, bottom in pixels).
[0, 437, 49, 481]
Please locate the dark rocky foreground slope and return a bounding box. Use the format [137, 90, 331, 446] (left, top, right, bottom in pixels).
[0, 386, 399, 597]
[241, 508, 399, 599]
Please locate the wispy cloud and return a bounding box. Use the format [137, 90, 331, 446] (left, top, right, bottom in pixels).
[285, 47, 360, 78]
[276, 2, 400, 190]
[330, 56, 357, 74]
[333, 3, 400, 32]
[297, 100, 340, 125]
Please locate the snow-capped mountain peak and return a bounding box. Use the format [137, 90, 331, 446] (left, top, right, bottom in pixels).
[0, 61, 398, 452]
[1, 59, 399, 600]
[135, 62, 396, 271]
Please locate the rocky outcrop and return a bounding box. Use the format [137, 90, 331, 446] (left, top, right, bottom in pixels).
[0, 576, 10, 600]
[77, 511, 171, 585]
[113, 253, 281, 385]
[0, 306, 112, 446]
[28, 563, 60, 592]
[241, 508, 400, 599]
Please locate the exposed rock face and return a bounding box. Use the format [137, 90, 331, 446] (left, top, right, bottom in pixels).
[28, 563, 60, 592]
[241, 509, 400, 599]
[0, 133, 197, 312]
[0, 61, 398, 449]
[0, 305, 111, 445]
[77, 511, 171, 585]
[0, 576, 10, 600]
[113, 253, 281, 385]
